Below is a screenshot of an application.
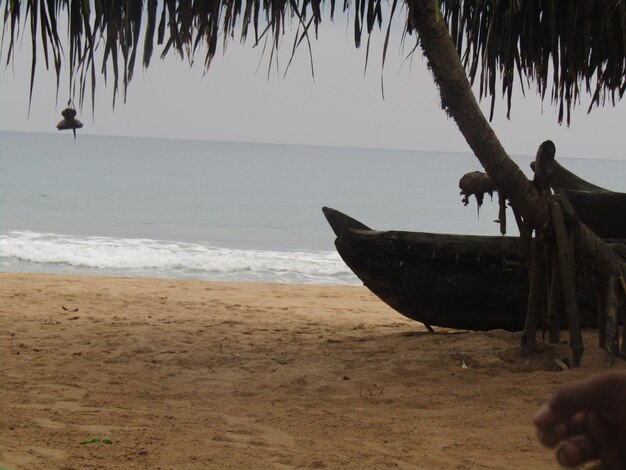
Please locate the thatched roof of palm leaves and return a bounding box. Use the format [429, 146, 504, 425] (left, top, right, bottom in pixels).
[2, 0, 625, 122]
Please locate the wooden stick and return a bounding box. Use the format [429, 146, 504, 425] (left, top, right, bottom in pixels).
[550, 200, 584, 367]
[620, 275, 626, 359]
[547, 248, 562, 344]
[538, 242, 550, 339]
[620, 305, 626, 360]
[512, 206, 532, 265]
[597, 276, 608, 349]
[498, 192, 507, 235]
[522, 230, 543, 352]
[605, 275, 618, 366]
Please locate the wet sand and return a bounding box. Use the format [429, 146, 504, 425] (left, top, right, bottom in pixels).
[0, 273, 621, 469]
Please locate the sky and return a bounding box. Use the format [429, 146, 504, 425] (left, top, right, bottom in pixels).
[1, 14, 625, 160]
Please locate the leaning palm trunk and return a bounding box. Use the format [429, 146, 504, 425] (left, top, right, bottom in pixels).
[408, 1, 626, 367]
[407, 1, 546, 229]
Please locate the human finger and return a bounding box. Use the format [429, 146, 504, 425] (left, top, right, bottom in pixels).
[536, 411, 587, 447]
[556, 435, 599, 468]
[534, 372, 625, 429]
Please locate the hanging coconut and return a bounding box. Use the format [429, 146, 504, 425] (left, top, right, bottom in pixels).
[56, 107, 83, 139]
[459, 171, 495, 208]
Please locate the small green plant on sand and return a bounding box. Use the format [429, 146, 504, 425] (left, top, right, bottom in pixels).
[79, 436, 113, 445]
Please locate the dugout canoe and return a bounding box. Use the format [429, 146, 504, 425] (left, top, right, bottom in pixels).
[322, 207, 599, 331]
[561, 189, 626, 239]
[531, 160, 626, 238]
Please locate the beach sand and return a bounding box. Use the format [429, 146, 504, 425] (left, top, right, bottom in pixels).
[0, 273, 622, 469]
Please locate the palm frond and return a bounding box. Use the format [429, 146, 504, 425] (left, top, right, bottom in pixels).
[438, 0, 626, 123]
[2, 0, 625, 123]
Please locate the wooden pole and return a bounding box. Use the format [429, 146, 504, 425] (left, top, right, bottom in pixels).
[512, 206, 532, 265]
[547, 248, 562, 344]
[620, 302, 626, 360]
[550, 200, 584, 367]
[497, 192, 507, 235]
[597, 276, 608, 349]
[605, 275, 618, 366]
[521, 230, 543, 352]
[620, 275, 626, 359]
[521, 230, 547, 352]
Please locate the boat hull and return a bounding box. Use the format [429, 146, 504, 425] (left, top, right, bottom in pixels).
[323, 207, 598, 331]
[563, 190, 626, 239]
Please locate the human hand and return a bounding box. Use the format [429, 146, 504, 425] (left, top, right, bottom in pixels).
[534, 371, 626, 469]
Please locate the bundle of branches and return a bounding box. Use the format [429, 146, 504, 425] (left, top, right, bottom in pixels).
[460, 142, 626, 366]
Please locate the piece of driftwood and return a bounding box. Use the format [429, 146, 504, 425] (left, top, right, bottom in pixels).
[593, 249, 626, 363]
[521, 142, 556, 353]
[605, 276, 619, 366]
[551, 200, 584, 367]
[621, 287, 626, 360]
[547, 248, 562, 344]
[322, 207, 599, 332]
[497, 193, 507, 235]
[597, 276, 608, 349]
[521, 229, 545, 351]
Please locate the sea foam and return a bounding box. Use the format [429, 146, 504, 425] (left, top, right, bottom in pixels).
[0, 231, 358, 285]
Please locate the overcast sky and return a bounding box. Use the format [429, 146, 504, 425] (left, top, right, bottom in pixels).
[1, 17, 624, 160]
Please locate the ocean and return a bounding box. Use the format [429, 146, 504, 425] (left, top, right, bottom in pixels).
[1, 131, 624, 285]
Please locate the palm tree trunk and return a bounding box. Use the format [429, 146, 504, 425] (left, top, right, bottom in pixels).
[407, 0, 548, 229]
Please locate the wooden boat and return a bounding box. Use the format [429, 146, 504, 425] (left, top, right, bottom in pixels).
[323, 207, 599, 331]
[532, 160, 626, 239]
[561, 190, 626, 239]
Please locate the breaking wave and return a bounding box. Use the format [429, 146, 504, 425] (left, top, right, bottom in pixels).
[0, 231, 358, 285]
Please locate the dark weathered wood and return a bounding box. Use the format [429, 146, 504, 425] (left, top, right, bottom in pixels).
[597, 277, 608, 349]
[522, 231, 549, 350]
[532, 141, 556, 192]
[554, 192, 580, 226]
[617, 298, 626, 359]
[323, 207, 599, 332]
[534, 160, 610, 193]
[532, 160, 625, 239]
[465, 159, 625, 239]
[537, 254, 549, 334]
[522, 230, 542, 351]
[497, 193, 507, 235]
[550, 201, 584, 367]
[606, 276, 619, 366]
[547, 248, 562, 344]
[620, 275, 626, 359]
[562, 190, 626, 239]
[513, 206, 532, 264]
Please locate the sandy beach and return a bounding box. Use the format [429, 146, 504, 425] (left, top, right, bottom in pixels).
[0, 272, 622, 469]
